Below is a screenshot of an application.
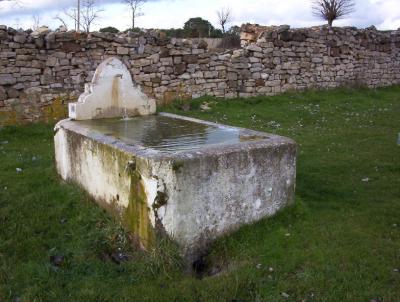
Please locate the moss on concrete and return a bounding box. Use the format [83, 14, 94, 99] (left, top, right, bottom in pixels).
[64, 129, 155, 251]
[123, 170, 155, 250]
[172, 160, 184, 172]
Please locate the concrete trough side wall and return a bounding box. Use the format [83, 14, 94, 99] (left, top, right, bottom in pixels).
[54, 115, 296, 262]
[159, 139, 297, 261]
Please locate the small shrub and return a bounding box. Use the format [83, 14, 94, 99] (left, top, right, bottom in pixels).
[100, 26, 120, 34]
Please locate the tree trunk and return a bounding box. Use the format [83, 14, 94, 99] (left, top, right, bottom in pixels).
[132, 11, 135, 29]
[328, 19, 333, 27]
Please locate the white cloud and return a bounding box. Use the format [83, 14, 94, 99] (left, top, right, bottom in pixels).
[0, 0, 399, 31]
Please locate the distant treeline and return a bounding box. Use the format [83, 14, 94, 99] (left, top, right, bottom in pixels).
[100, 17, 240, 40]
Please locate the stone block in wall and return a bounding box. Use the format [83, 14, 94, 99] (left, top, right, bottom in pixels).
[218, 70, 227, 78]
[311, 57, 323, 63]
[60, 41, 82, 53]
[0, 30, 8, 40]
[300, 62, 311, 70]
[250, 67, 263, 73]
[246, 44, 262, 52]
[288, 69, 300, 75]
[292, 32, 306, 42]
[250, 57, 261, 63]
[192, 49, 204, 55]
[256, 86, 272, 93]
[232, 62, 250, 69]
[178, 73, 191, 80]
[34, 37, 44, 48]
[0, 74, 16, 85]
[267, 80, 281, 87]
[174, 63, 187, 75]
[50, 83, 63, 88]
[13, 34, 27, 44]
[117, 46, 129, 55]
[0, 51, 16, 58]
[130, 67, 141, 75]
[183, 55, 198, 64]
[71, 57, 87, 65]
[16, 60, 30, 68]
[31, 60, 45, 69]
[263, 62, 276, 69]
[227, 72, 238, 81]
[0, 86, 6, 101]
[192, 71, 203, 78]
[164, 66, 174, 75]
[46, 57, 58, 66]
[330, 47, 340, 57]
[170, 49, 191, 56]
[8, 42, 21, 49]
[323, 56, 335, 65]
[203, 82, 217, 89]
[132, 58, 152, 67]
[4, 98, 19, 106]
[197, 40, 208, 49]
[18, 75, 39, 83]
[209, 60, 222, 67]
[25, 87, 42, 95]
[0, 67, 18, 74]
[53, 52, 67, 59]
[160, 57, 173, 66]
[44, 32, 56, 48]
[40, 75, 55, 85]
[173, 56, 182, 64]
[237, 69, 251, 80]
[20, 68, 41, 75]
[159, 47, 169, 58]
[134, 73, 151, 82]
[215, 65, 226, 71]
[217, 82, 227, 89]
[59, 59, 70, 66]
[151, 76, 161, 84]
[204, 71, 218, 79]
[149, 53, 160, 64]
[142, 64, 159, 73]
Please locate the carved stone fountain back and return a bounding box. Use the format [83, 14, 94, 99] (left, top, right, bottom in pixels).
[69, 57, 156, 120]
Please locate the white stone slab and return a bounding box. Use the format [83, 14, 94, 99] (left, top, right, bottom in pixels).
[69, 57, 156, 120]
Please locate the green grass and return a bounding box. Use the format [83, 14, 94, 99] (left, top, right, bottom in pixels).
[1, 86, 400, 301]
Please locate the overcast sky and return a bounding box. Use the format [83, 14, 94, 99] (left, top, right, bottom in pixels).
[0, 0, 399, 31]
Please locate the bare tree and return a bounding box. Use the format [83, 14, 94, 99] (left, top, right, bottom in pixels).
[31, 14, 41, 30]
[54, 14, 69, 30]
[63, 0, 103, 32]
[217, 7, 232, 35]
[123, 0, 146, 29]
[80, 0, 103, 32]
[312, 0, 355, 27]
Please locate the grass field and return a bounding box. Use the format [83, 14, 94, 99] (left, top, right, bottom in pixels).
[0, 86, 399, 301]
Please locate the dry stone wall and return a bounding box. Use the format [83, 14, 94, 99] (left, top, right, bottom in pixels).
[1, 24, 400, 124]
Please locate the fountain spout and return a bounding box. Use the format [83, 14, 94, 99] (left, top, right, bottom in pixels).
[68, 57, 156, 120]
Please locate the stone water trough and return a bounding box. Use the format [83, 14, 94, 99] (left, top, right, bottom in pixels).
[54, 57, 297, 263]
